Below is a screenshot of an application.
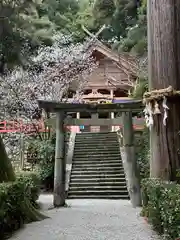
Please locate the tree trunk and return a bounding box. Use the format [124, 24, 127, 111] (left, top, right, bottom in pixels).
[0, 55, 6, 75]
[0, 136, 15, 182]
[147, 0, 180, 180]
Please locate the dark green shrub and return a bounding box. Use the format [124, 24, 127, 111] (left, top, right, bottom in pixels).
[27, 132, 70, 191]
[16, 171, 41, 205]
[135, 128, 150, 180]
[141, 178, 180, 239]
[0, 172, 41, 239]
[27, 139, 55, 191]
[0, 181, 28, 238]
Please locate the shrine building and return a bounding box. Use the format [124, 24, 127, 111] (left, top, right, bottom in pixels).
[66, 40, 143, 133]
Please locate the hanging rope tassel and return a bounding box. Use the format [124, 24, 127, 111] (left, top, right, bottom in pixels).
[143, 102, 154, 129]
[143, 103, 150, 127]
[162, 96, 169, 126]
[148, 103, 154, 129]
[154, 101, 161, 114]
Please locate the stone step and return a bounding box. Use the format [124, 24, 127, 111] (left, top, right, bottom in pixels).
[71, 168, 124, 174]
[69, 185, 127, 191]
[76, 133, 118, 139]
[72, 166, 124, 172]
[76, 132, 117, 137]
[70, 173, 125, 178]
[70, 177, 126, 183]
[73, 157, 121, 162]
[75, 139, 118, 142]
[77, 131, 116, 134]
[74, 144, 120, 149]
[73, 156, 121, 160]
[73, 157, 122, 162]
[76, 134, 117, 138]
[74, 143, 120, 148]
[76, 135, 117, 139]
[69, 187, 128, 193]
[73, 153, 121, 157]
[69, 132, 126, 199]
[68, 190, 129, 195]
[74, 143, 119, 147]
[67, 195, 129, 199]
[76, 137, 117, 141]
[73, 161, 122, 165]
[69, 181, 127, 187]
[75, 134, 117, 139]
[73, 150, 120, 155]
[73, 162, 123, 167]
[75, 142, 118, 146]
[73, 158, 122, 162]
[74, 146, 120, 151]
[75, 138, 117, 143]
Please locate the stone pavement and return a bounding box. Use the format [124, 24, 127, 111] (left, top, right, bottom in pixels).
[11, 195, 161, 240]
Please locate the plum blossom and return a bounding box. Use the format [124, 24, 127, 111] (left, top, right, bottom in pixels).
[0, 33, 97, 120]
[0, 33, 97, 161]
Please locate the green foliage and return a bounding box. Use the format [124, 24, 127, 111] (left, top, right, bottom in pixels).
[141, 178, 180, 239]
[0, 0, 147, 73]
[93, 0, 115, 24]
[71, 0, 97, 42]
[116, 2, 147, 56]
[93, 0, 137, 42]
[16, 171, 41, 206]
[27, 132, 70, 191]
[28, 138, 55, 190]
[132, 77, 148, 99]
[0, 0, 83, 72]
[0, 172, 41, 239]
[135, 128, 150, 180]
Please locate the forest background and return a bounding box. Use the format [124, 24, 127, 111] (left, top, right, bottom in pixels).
[0, 0, 147, 76]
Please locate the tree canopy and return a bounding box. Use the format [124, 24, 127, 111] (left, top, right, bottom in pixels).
[0, 0, 147, 73]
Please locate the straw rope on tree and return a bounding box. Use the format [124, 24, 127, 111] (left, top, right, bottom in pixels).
[142, 86, 180, 129]
[143, 86, 180, 102]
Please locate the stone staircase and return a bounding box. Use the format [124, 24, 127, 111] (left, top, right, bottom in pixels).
[68, 132, 129, 199]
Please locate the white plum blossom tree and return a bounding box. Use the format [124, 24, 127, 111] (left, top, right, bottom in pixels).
[1, 33, 96, 118]
[0, 33, 97, 161]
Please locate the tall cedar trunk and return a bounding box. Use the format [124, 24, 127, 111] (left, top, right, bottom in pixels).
[148, 0, 180, 180]
[0, 136, 15, 182]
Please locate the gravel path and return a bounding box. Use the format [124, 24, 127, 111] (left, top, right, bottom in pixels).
[11, 195, 161, 240]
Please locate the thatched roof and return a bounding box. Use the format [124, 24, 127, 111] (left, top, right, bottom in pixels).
[88, 40, 139, 77]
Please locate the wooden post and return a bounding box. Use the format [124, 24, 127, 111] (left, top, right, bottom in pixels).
[19, 133, 24, 170]
[121, 111, 141, 207]
[53, 111, 66, 207]
[76, 112, 80, 119]
[91, 113, 99, 132]
[111, 112, 115, 132]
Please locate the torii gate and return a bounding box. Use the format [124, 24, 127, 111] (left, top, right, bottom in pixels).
[38, 100, 143, 208]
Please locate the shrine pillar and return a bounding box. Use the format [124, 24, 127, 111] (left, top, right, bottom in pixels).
[111, 112, 115, 132]
[110, 89, 114, 98]
[110, 89, 114, 131]
[91, 113, 100, 132]
[75, 112, 80, 133]
[76, 112, 80, 119]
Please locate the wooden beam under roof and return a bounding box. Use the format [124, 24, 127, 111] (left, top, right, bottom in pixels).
[46, 117, 145, 127]
[38, 100, 143, 113]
